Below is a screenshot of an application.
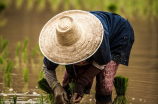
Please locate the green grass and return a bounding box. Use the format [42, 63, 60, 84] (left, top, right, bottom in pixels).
[16, 42, 21, 56]
[23, 68, 28, 83]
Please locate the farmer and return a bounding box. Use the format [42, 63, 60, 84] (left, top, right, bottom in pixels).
[39, 10, 134, 104]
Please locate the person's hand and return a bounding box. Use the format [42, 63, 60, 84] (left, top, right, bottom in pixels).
[53, 84, 69, 104]
[70, 93, 82, 104]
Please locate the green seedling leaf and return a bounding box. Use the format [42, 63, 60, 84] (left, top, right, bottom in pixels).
[5, 72, 10, 87]
[23, 68, 28, 83]
[6, 61, 14, 73]
[16, 42, 21, 56]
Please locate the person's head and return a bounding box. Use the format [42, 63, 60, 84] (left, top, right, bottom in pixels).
[39, 10, 103, 65]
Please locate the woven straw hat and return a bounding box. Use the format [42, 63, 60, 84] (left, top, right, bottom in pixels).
[39, 10, 103, 65]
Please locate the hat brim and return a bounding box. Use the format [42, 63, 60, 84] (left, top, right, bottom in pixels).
[39, 10, 103, 65]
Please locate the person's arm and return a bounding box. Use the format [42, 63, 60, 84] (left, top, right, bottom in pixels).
[43, 57, 69, 103]
[71, 62, 104, 103]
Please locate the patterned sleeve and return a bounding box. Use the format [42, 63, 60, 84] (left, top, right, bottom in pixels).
[43, 57, 59, 87]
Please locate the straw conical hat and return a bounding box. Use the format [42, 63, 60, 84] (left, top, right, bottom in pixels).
[39, 10, 103, 65]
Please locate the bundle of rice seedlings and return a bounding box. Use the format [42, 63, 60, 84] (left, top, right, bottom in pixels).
[112, 76, 129, 104]
[38, 78, 54, 103]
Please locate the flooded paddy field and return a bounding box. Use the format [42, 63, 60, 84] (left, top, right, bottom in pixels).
[0, 1, 158, 104]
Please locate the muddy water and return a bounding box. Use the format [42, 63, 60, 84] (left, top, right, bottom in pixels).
[0, 3, 158, 104]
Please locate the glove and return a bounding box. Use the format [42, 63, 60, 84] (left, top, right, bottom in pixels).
[52, 81, 69, 104]
[72, 65, 101, 102]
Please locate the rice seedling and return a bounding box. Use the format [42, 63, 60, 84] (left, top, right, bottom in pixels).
[22, 38, 28, 52]
[5, 61, 13, 73]
[23, 68, 28, 83]
[46, 94, 55, 104]
[0, 56, 3, 64]
[31, 47, 37, 59]
[112, 76, 129, 104]
[107, 3, 118, 13]
[23, 48, 27, 63]
[3, 47, 8, 59]
[5, 72, 11, 88]
[0, 1, 7, 13]
[48, 0, 60, 11]
[68, 81, 76, 96]
[0, 97, 5, 104]
[39, 69, 44, 80]
[15, 0, 24, 9]
[16, 42, 21, 56]
[13, 94, 17, 104]
[37, 0, 46, 12]
[39, 94, 44, 104]
[0, 38, 8, 53]
[27, 0, 35, 11]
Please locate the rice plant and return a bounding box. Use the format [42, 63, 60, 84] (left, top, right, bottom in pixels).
[0, 56, 3, 64]
[0, 1, 7, 13]
[107, 3, 118, 13]
[3, 47, 8, 59]
[16, 42, 21, 56]
[23, 48, 27, 63]
[39, 69, 44, 80]
[13, 94, 17, 104]
[15, 0, 24, 9]
[23, 68, 28, 83]
[68, 81, 76, 96]
[5, 61, 13, 73]
[5, 72, 11, 88]
[0, 37, 8, 53]
[22, 38, 28, 52]
[112, 76, 129, 104]
[0, 97, 5, 104]
[46, 94, 55, 104]
[31, 47, 37, 59]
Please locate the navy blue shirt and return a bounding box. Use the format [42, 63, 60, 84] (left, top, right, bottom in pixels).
[43, 11, 134, 70]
